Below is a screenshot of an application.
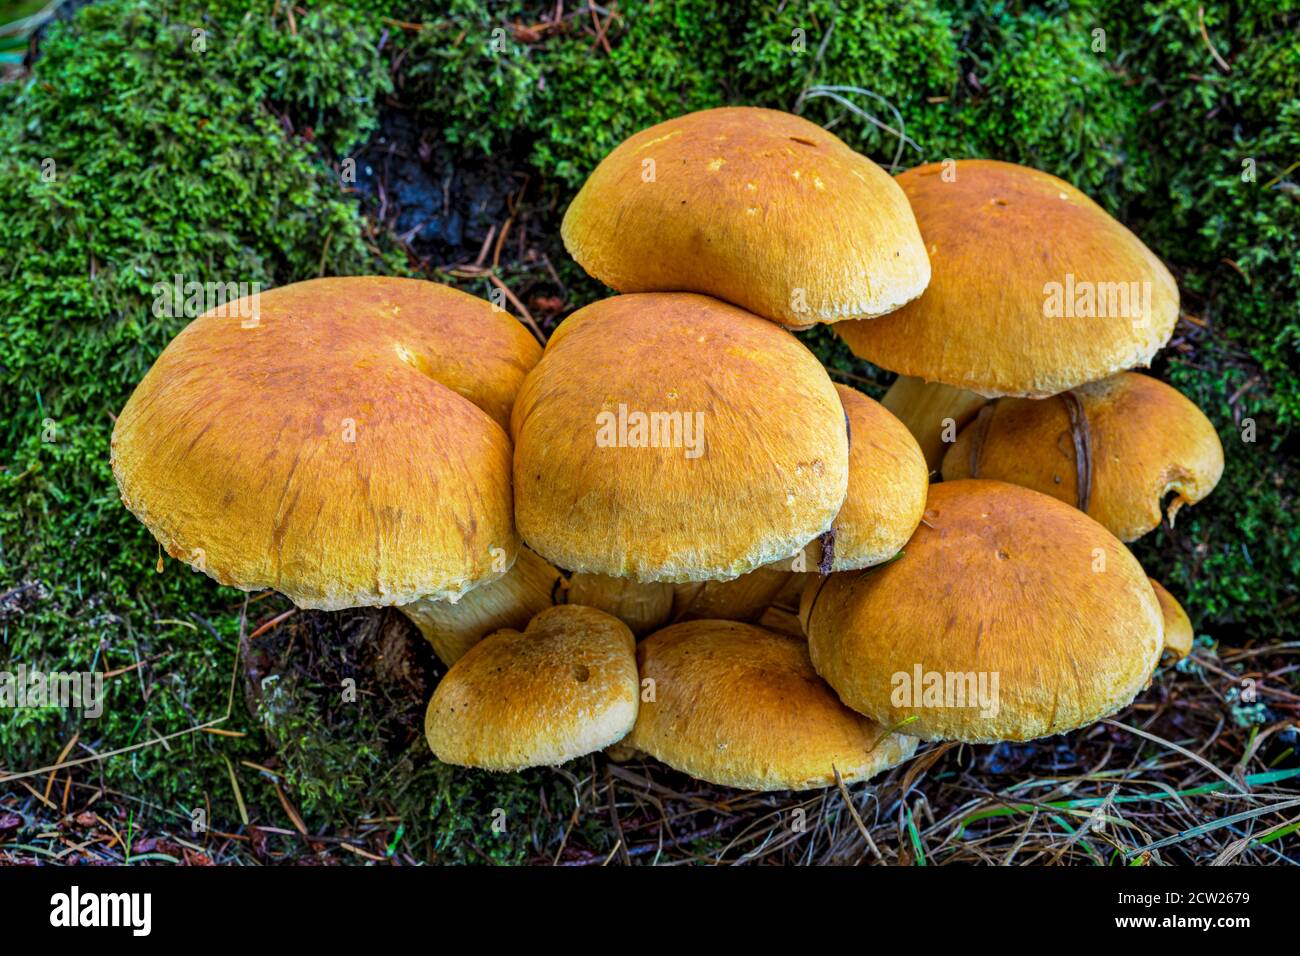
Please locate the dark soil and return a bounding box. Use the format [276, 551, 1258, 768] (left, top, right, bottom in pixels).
[347, 105, 580, 334]
[352, 108, 526, 267]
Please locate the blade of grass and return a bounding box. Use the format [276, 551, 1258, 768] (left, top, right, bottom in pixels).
[957, 766, 1300, 834]
[905, 806, 926, 866]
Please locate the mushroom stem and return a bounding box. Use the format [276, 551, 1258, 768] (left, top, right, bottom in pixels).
[881, 375, 988, 471]
[566, 573, 674, 637]
[400, 548, 561, 666]
[671, 565, 795, 624]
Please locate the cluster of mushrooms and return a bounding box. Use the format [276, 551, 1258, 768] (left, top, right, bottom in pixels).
[111, 107, 1223, 792]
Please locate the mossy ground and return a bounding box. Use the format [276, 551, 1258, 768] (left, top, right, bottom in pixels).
[1, 1, 1296, 864]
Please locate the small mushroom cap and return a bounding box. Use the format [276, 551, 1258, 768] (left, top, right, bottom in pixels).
[512, 293, 849, 581]
[425, 605, 639, 771]
[836, 160, 1178, 397]
[399, 547, 562, 666]
[566, 573, 674, 636]
[941, 373, 1224, 541]
[627, 620, 918, 791]
[804, 480, 1164, 742]
[112, 277, 542, 610]
[789, 384, 928, 571]
[561, 107, 930, 327]
[1150, 578, 1194, 662]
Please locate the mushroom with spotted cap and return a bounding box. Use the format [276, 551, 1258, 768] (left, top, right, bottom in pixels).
[562, 107, 930, 329]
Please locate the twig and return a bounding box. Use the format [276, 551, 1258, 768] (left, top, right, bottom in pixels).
[1196, 6, 1231, 73]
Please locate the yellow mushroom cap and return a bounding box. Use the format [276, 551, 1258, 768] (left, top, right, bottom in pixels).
[791, 384, 928, 571]
[561, 107, 930, 328]
[803, 480, 1163, 742]
[670, 383, 927, 615]
[111, 277, 542, 610]
[941, 372, 1224, 541]
[399, 547, 562, 666]
[425, 605, 639, 771]
[836, 160, 1179, 397]
[627, 620, 917, 791]
[1150, 578, 1194, 662]
[511, 293, 849, 582]
[661, 385, 924, 621]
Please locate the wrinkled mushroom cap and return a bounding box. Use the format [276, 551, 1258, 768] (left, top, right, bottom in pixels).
[112, 277, 542, 610]
[627, 620, 918, 790]
[1150, 578, 1194, 662]
[804, 480, 1163, 742]
[562, 107, 930, 327]
[836, 160, 1178, 397]
[941, 373, 1224, 541]
[425, 605, 639, 770]
[399, 547, 562, 666]
[512, 293, 849, 582]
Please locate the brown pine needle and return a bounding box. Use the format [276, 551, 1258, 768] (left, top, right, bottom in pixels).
[248, 607, 297, 641]
[274, 783, 309, 837]
[45, 732, 80, 802]
[223, 754, 250, 827]
[833, 765, 883, 862]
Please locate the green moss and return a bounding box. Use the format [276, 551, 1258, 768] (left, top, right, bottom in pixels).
[398, 0, 544, 156]
[0, 0, 398, 822]
[245, 607, 553, 863]
[398, 0, 733, 187]
[732, 0, 960, 166]
[527, 1, 733, 187]
[1084, 1, 1300, 635]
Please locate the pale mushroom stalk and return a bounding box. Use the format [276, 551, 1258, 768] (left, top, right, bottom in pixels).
[400, 548, 562, 666]
[565, 572, 673, 636]
[880, 374, 988, 471]
[670, 565, 795, 623]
